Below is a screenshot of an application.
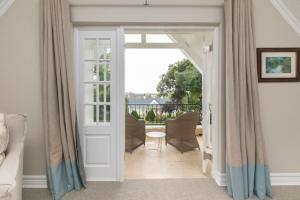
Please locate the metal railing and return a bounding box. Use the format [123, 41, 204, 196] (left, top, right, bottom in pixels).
[127, 103, 202, 125]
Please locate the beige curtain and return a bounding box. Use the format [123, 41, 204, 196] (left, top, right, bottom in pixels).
[41, 0, 86, 199]
[224, 0, 272, 199]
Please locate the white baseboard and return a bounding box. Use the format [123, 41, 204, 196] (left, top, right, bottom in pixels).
[212, 170, 227, 186]
[23, 175, 47, 188]
[22, 172, 300, 188]
[213, 172, 300, 187]
[270, 173, 300, 186]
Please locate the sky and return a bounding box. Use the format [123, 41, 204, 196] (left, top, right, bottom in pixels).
[125, 49, 186, 94]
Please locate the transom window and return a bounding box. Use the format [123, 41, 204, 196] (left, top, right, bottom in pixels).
[125, 33, 175, 44]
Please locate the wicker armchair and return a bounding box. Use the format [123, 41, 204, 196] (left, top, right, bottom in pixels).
[166, 112, 200, 153]
[125, 113, 146, 153]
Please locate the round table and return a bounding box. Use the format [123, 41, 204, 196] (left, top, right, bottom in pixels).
[146, 131, 166, 152]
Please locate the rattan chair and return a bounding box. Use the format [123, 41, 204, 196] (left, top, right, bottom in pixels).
[125, 113, 146, 153]
[166, 112, 200, 153]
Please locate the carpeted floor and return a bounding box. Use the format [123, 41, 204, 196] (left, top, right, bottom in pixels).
[23, 179, 300, 200]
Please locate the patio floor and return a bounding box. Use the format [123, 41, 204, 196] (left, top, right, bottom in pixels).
[125, 136, 210, 179]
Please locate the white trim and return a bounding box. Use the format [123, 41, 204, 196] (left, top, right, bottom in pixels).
[271, 173, 300, 186]
[116, 27, 125, 182]
[212, 170, 227, 186]
[71, 6, 223, 25]
[0, 0, 15, 17]
[22, 173, 300, 188]
[270, 0, 300, 37]
[23, 175, 47, 188]
[213, 172, 300, 186]
[123, 26, 223, 183]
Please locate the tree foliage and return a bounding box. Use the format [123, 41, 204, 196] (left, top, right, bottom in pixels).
[145, 110, 156, 122]
[156, 59, 202, 105]
[131, 110, 140, 119]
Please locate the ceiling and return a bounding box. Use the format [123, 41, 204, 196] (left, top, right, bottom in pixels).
[69, 0, 224, 6]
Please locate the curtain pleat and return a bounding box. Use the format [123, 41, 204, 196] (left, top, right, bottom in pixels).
[41, 0, 86, 199]
[224, 0, 272, 199]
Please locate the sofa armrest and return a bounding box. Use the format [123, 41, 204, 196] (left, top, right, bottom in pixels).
[0, 114, 26, 200]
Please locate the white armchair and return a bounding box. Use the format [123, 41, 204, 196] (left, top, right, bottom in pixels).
[0, 114, 26, 200]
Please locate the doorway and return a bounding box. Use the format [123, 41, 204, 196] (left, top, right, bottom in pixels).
[75, 26, 221, 182]
[124, 28, 214, 179]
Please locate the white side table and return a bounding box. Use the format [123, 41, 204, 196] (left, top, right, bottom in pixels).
[146, 131, 166, 152]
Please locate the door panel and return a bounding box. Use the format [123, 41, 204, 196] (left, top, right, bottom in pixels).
[77, 30, 118, 181]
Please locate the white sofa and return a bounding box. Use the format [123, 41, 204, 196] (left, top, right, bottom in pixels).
[0, 114, 26, 200]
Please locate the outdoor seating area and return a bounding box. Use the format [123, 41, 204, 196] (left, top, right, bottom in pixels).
[125, 110, 204, 179]
[125, 111, 201, 153]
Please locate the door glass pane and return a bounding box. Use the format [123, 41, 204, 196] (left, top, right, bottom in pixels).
[84, 62, 97, 81]
[99, 63, 105, 81]
[98, 39, 111, 60]
[99, 105, 104, 122]
[84, 39, 97, 59]
[106, 105, 110, 122]
[99, 84, 104, 102]
[106, 63, 111, 81]
[85, 84, 97, 103]
[85, 105, 97, 124]
[106, 47, 111, 60]
[106, 84, 110, 102]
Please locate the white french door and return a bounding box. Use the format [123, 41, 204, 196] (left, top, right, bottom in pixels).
[76, 29, 124, 181]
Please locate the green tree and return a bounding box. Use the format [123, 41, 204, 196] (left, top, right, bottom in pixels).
[157, 59, 202, 106]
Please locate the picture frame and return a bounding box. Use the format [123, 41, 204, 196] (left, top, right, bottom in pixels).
[257, 48, 300, 82]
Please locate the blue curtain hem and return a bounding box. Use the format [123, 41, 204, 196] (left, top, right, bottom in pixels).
[47, 160, 85, 200]
[226, 164, 272, 200]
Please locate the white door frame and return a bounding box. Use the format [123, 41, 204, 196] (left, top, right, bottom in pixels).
[74, 24, 224, 184]
[121, 25, 224, 184]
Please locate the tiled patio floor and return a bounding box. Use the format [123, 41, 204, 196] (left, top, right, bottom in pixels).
[125, 136, 210, 179]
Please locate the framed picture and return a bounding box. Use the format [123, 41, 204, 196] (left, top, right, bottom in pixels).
[257, 48, 300, 82]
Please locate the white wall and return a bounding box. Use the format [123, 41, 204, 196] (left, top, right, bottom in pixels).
[0, 0, 46, 175]
[0, 0, 299, 177]
[254, 0, 300, 172]
[284, 0, 300, 20]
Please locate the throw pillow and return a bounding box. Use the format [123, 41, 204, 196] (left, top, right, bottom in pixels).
[0, 113, 9, 155]
[0, 153, 4, 166]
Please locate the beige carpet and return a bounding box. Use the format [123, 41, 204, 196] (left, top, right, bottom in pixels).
[23, 179, 300, 200]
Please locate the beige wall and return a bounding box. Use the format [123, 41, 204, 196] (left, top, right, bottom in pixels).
[0, 0, 46, 175]
[0, 0, 299, 176]
[285, 0, 300, 20]
[253, 0, 300, 172]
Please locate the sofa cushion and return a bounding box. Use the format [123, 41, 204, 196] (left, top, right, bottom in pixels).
[0, 153, 4, 167]
[0, 113, 9, 154]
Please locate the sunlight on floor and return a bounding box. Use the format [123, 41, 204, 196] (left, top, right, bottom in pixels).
[125, 136, 211, 179]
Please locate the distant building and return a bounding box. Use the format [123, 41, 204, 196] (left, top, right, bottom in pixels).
[127, 98, 167, 105]
[126, 93, 169, 116]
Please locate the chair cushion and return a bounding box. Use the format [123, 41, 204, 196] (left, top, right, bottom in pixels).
[0, 113, 9, 155]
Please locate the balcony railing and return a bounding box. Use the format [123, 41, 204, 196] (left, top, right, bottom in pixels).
[127, 103, 202, 125]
